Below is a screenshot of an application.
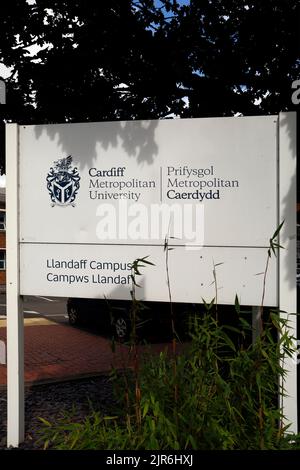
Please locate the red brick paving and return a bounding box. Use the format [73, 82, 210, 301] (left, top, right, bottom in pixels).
[0, 322, 176, 386]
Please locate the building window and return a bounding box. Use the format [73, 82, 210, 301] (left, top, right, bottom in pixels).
[0, 251, 5, 270]
[0, 212, 5, 231]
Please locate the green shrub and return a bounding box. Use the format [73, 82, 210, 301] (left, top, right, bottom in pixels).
[38, 226, 299, 450]
[38, 305, 299, 450]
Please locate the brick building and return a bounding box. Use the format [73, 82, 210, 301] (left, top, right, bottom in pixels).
[0, 187, 5, 292]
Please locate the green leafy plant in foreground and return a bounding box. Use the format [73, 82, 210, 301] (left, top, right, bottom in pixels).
[38, 306, 298, 450]
[38, 223, 299, 450]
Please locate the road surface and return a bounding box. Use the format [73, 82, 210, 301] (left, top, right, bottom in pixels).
[0, 294, 68, 324]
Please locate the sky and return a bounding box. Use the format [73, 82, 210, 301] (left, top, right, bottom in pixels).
[0, 175, 6, 187]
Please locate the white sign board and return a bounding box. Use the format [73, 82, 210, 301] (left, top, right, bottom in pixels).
[5, 113, 297, 446]
[18, 116, 278, 305]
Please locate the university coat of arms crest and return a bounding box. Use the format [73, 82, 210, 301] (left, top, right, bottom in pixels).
[46, 155, 80, 207]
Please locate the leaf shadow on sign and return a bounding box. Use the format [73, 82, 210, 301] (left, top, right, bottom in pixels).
[279, 112, 298, 292]
[33, 119, 159, 170]
[106, 279, 144, 303]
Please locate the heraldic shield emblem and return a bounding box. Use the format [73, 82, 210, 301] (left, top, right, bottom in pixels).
[46, 155, 80, 206]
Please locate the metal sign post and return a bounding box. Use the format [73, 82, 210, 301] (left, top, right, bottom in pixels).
[279, 112, 297, 434]
[6, 123, 24, 447]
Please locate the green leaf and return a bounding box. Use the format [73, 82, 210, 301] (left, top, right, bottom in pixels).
[39, 417, 52, 427]
[142, 401, 149, 418]
[202, 297, 215, 311]
[140, 256, 155, 266]
[239, 318, 251, 330]
[234, 295, 240, 314]
[272, 243, 285, 250]
[186, 434, 197, 449]
[271, 220, 284, 241]
[43, 439, 50, 450]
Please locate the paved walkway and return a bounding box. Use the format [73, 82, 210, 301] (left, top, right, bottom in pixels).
[0, 319, 175, 386]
